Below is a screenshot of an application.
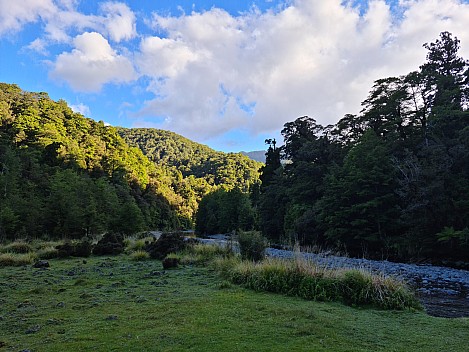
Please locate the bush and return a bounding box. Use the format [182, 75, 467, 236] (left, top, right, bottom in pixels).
[162, 256, 180, 269]
[56, 239, 93, 258]
[144, 232, 186, 260]
[93, 233, 124, 256]
[237, 231, 268, 262]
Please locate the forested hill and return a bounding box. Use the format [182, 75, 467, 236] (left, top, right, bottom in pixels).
[117, 128, 262, 191]
[0, 83, 208, 240]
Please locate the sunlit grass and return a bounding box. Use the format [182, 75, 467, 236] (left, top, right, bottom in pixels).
[0, 255, 467, 352]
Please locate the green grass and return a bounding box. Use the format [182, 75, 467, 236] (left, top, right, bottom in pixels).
[216, 255, 421, 310]
[0, 256, 468, 351]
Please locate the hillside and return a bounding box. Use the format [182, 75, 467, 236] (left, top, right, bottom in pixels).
[0, 83, 193, 239]
[0, 83, 263, 240]
[117, 127, 262, 193]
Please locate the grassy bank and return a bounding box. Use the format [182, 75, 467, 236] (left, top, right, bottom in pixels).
[1, 255, 468, 351]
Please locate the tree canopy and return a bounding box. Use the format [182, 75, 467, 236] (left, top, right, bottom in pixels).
[252, 31, 469, 262]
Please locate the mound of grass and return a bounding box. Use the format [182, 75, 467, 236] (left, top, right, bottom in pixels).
[217, 256, 421, 310]
[124, 236, 153, 254]
[129, 250, 150, 261]
[0, 252, 37, 267]
[36, 246, 59, 259]
[182, 243, 234, 265]
[0, 240, 33, 254]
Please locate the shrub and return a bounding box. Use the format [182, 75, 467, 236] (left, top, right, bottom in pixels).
[56, 239, 93, 258]
[162, 256, 180, 269]
[130, 250, 150, 261]
[93, 233, 124, 256]
[237, 231, 268, 262]
[144, 232, 186, 260]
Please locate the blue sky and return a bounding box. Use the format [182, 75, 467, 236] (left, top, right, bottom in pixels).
[1, 0, 469, 152]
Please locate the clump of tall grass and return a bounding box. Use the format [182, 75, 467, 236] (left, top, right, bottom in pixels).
[124, 236, 154, 254]
[0, 240, 33, 254]
[173, 242, 234, 265]
[216, 255, 421, 310]
[0, 252, 37, 267]
[36, 246, 59, 259]
[130, 250, 150, 261]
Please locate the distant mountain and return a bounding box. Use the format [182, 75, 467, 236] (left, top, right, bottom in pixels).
[240, 150, 266, 163]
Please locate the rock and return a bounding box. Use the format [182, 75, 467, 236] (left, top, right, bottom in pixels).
[33, 260, 50, 268]
[25, 325, 41, 334]
[105, 315, 118, 321]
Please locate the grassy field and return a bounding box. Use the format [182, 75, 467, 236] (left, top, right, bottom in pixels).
[1, 255, 468, 352]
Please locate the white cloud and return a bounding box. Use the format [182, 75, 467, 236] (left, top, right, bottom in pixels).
[0, 0, 55, 35]
[100, 2, 137, 42]
[4, 0, 469, 144]
[50, 32, 136, 92]
[135, 0, 469, 141]
[69, 102, 91, 116]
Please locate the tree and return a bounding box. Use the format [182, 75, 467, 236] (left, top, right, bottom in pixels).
[317, 131, 400, 256]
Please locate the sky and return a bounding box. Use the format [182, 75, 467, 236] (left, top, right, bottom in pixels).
[1, 0, 469, 152]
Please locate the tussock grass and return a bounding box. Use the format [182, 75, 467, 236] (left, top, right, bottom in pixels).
[36, 246, 59, 259]
[124, 236, 153, 253]
[129, 250, 150, 261]
[0, 240, 33, 254]
[0, 252, 37, 267]
[178, 242, 234, 265]
[217, 255, 421, 310]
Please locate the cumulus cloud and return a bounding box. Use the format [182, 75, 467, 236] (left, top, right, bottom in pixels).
[50, 32, 136, 92]
[1, 0, 137, 47]
[0, 0, 55, 35]
[4, 0, 469, 145]
[100, 2, 137, 42]
[134, 0, 469, 141]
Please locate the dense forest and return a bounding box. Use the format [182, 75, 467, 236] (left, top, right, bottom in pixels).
[117, 127, 262, 220]
[0, 84, 261, 240]
[197, 32, 469, 263]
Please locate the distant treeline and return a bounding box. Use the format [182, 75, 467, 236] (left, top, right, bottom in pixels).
[0, 83, 261, 240]
[197, 32, 469, 262]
